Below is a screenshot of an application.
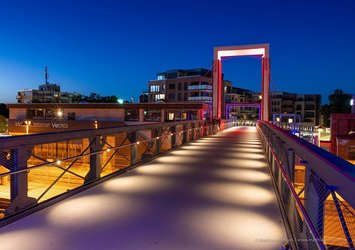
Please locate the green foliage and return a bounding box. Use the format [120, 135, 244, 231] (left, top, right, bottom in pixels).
[329, 89, 352, 113]
[321, 89, 352, 127]
[0, 103, 9, 118]
[71, 93, 119, 103]
[0, 115, 8, 133]
[321, 104, 330, 127]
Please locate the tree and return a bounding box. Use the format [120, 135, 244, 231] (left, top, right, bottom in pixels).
[71, 93, 119, 103]
[329, 89, 352, 113]
[321, 89, 352, 127]
[0, 103, 9, 118]
[0, 115, 7, 133]
[321, 104, 330, 127]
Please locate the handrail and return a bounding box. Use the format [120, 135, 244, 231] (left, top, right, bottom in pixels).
[0, 120, 206, 150]
[258, 121, 355, 208]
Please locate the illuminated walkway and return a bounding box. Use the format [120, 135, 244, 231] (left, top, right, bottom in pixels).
[0, 127, 286, 250]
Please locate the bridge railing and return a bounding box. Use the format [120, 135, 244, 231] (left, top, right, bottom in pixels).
[0, 120, 232, 224]
[257, 121, 355, 250]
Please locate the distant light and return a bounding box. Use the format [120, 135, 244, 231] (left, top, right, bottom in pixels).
[56, 160, 61, 165]
[288, 118, 293, 124]
[106, 148, 111, 152]
[351, 99, 354, 106]
[258, 95, 262, 100]
[117, 99, 124, 104]
[276, 117, 280, 122]
[57, 110, 63, 117]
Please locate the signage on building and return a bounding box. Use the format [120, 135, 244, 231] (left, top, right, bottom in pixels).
[15, 121, 69, 129]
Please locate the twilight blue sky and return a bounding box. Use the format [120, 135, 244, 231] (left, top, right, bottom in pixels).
[0, 0, 354, 104]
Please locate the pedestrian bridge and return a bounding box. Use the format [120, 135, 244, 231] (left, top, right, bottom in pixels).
[0, 121, 354, 250]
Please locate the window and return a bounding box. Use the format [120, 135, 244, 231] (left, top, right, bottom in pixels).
[296, 105, 301, 110]
[178, 93, 181, 101]
[168, 93, 175, 100]
[155, 94, 165, 101]
[168, 112, 175, 120]
[184, 93, 187, 101]
[168, 83, 176, 90]
[178, 82, 182, 90]
[150, 85, 160, 92]
[184, 82, 188, 90]
[157, 74, 165, 80]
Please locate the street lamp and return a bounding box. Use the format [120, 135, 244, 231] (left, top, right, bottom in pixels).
[24, 120, 32, 134]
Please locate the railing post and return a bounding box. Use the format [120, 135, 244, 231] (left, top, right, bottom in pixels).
[203, 122, 208, 136]
[286, 148, 295, 183]
[183, 124, 188, 143]
[129, 131, 138, 165]
[171, 125, 176, 148]
[304, 167, 329, 240]
[85, 136, 106, 183]
[153, 127, 162, 155]
[191, 123, 196, 141]
[6, 146, 37, 215]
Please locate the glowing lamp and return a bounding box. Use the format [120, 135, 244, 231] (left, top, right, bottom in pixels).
[57, 110, 63, 117]
[117, 99, 124, 104]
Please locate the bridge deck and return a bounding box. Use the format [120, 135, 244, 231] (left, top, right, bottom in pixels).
[0, 127, 286, 250]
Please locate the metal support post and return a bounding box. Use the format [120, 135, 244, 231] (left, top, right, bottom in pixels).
[6, 146, 37, 215]
[182, 124, 188, 143]
[286, 148, 295, 183]
[129, 131, 138, 165]
[171, 125, 176, 148]
[85, 136, 106, 183]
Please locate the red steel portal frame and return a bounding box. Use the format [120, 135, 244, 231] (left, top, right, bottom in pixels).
[213, 44, 270, 121]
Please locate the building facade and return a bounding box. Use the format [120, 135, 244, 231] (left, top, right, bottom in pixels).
[7, 103, 210, 135]
[225, 85, 261, 120]
[148, 68, 213, 103]
[17, 82, 77, 104]
[271, 92, 321, 125]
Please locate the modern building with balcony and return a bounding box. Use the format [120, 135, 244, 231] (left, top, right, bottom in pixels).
[271, 92, 321, 126]
[147, 68, 213, 103]
[225, 83, 261, 120]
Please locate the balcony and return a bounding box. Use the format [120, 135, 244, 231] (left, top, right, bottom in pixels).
[188, 85, 212, 91]
[188, 96, 212, 101]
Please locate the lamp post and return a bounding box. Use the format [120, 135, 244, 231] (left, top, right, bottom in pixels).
[24, 120, 32, 134]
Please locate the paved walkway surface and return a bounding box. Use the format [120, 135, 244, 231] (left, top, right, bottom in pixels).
[0, 127, 286, 250]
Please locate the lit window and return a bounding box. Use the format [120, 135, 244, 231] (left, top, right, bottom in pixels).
[168, 112, 175, 120]
[155, 94, 165, 101]
[150, 85, 160, 92]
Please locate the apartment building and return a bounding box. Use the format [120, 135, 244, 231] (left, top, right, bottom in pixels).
[271, 92, 321, 125]
[17, 83, 77, 104]
[147, 68, 213, 103]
